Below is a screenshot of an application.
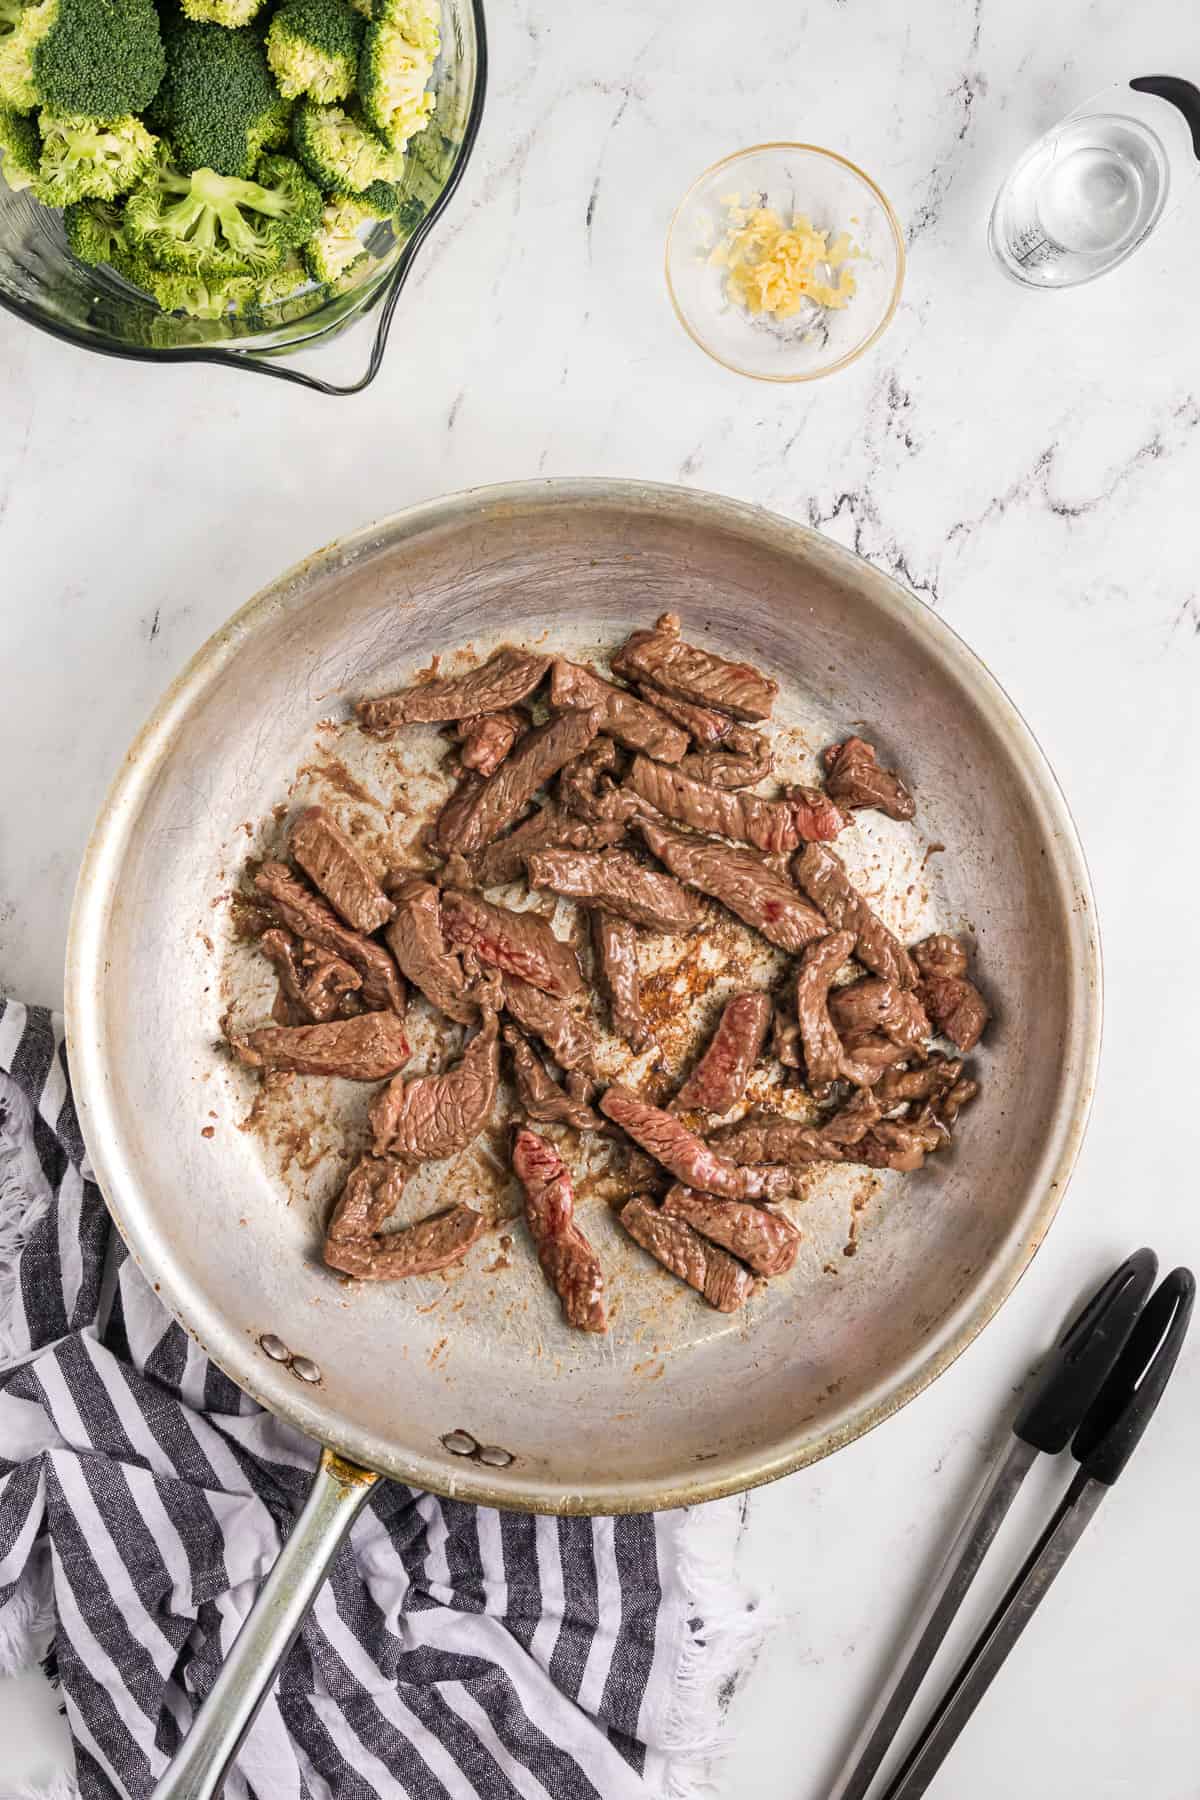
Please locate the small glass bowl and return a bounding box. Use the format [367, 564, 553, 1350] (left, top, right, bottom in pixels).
[666, 142, 905, 382]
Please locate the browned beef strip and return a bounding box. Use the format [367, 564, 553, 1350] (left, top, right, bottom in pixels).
[856, 1116, 946, 1173]
[501, 974, 602, 1075]
[558, 740, 641, 825]
[792, 844, 918, 989]
[289, 807, 394, 935]
[432, 711, 600, 856]
[619, 1196, 754, 1311]
[672, 992, 771, 1115]
[662, 1185, 800, 1277]
[358, 648, 551, 733]
[599, 1085, 798, 1201]
[824, 737, 916, 822]
[636, 686, 737, 747]
[835, 1034, 912, 1081]
[504, 1026, 601, 1130]
[610, 615, 778, 721]
[829, 978, 930, 1054]
[527, 847, 705, 934]
[591, 913, 654, 1052]
[255, 862, 407, 1015]
[512, 1127, 607, 1332]
[875, 1055, 964, 1110]
[385, 879, 478, 1026]
[327, 1155, 408, 1242]
[456, 709, 525, 776]
[232, 1011, 411, 1080]
[637, 817, 827, 953]
[920, 974, 989, 1052]
[711, 1090, 882, 1163]
[442, 890, 583, 997]
[819, 1088, 886, 1146]
[628, 756, 845, 853]
[550, 660, 689, 761]
[939, 1076, 980, 1124]
[677, 734, 774, 790]
[771, 1001, 804, 1069]
[260, 928, 362, 1024]
[794, 930, 859, 1094]
[474, 804, 627, 887]
[369, 1008, 499, 1159]
[324, 1206, 485, 1278]
[912, 934, 969, 980]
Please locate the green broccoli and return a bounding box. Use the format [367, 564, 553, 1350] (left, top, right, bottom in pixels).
[155, 19, 290, 181]
[0, 102, 39, 187]
[266, 0, 362, 104]
[302, 192, 372, 281]
[292, 97, 404, 195]
[357, 19, 435, 150]
[178, 0, 266, 26]
[63, 193, 127, 261]
[0, 0, 164, 119]
[0, 0, 29, 45]
[126, 152, 321, 279]
[372, 0, 440, 58]
[35, 110, 156, 203]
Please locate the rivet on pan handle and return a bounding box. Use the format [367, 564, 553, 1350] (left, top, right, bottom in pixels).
[150, 1446, 379, 1800]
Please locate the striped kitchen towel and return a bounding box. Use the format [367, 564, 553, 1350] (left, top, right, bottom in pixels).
[0, 1001, 762, 1800]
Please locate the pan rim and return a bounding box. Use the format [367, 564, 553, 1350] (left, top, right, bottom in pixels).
[65, 477, 1102, 1514]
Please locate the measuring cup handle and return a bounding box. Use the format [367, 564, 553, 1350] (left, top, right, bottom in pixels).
[1131, 77, 1200, 163]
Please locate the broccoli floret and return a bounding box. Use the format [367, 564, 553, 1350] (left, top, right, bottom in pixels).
[126, 152, 321, 278]
[291, 97, 401, 195]
[178, 0, 266, 26]
[35, 110, 157, 203]
[0, 102, 39, 187]
[140, 261, 261, 316]
[373, 0, 439, 57]
[303, 192, 371, 281]
[266, 0, 362, 104]
[155, 19, 290, 180]
[0, 0, 164, 118]
[345, 0, 370, 16]
[64, 193, 127, 261]
[357, 19, 434, 150]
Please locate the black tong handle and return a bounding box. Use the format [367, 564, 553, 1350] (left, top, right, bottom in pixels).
[1073, 1267, 1195, 1485]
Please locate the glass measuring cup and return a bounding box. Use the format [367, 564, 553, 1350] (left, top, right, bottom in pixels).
[988, 76, 1200, 288]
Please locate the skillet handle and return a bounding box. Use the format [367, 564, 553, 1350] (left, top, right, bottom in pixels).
[152, 1447, 380, 1800]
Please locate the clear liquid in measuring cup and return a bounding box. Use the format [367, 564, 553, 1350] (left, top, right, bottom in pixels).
[988, 115, 1169, 287]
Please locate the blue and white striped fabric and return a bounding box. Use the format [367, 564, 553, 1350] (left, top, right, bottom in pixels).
[0, 1002, 752, 1800]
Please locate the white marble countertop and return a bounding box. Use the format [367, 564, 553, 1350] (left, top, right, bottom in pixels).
[3, 0, 1200, 1794]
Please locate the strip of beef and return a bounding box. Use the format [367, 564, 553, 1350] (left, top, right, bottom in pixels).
[385, 878, 478, 1026]
[627, 756, 845, 853]
[599, 1085, 799, 1201]
[442, 889, 583, 997]
[527, 847, 705, 934]
[325, 1206, 485, 1278]
[550, 660, 688, 761]
[558, 739, 641, 825]
[875, 1054, 964, 1111]
[671, 991, 771, 1115]
[638, 817, 827, 953]
[474, 804, 627, 887]
[456, 709, 525, 777]
[260, 928, 362, 1024]
[432, 711, 600, 856]
[939, 1076, 980, 1124]
[856, 1115, 947, 1173]
[662, 1185, 800, 1278]
[591, 913, 654, 1052]
[504, 1026, 601, 1130]
[326, 1155, 408, 1242]
[636, 686, 737, 747]
[289, 806, 395, 935]
[255, 862, 407, 1015]
[835, 1034, 911, 1081]
[677, 734, 774, 790]
[358, 647, 551, 733]
[824, 737, 916, 822]
[819, 1088, 885, 1146]
[792, 843, 918, 988]
[512, 1127, 607, 1332]
[771, 1000, 803, 1069]
[610, 613, 779, 721]
[912, 934, 990, 1051]
[369, 1008, 499, 1159]
[795, 930, 860, 1095]
[712, 1090, 883, 1164]
[829, 977, 930, 1055]
[502, 974, 602, 1075]
[619, 1197, 754, 1312]
[232, 1011, 410, 1080]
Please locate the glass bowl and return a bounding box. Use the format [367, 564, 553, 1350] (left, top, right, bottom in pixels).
[666, 142, 905, 382]
[0, 0, 486, 396]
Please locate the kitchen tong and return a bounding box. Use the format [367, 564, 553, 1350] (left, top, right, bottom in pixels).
[830, 1248, 1195, 1800]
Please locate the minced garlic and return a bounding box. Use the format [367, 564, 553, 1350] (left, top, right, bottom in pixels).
[710, 202, 858, 317]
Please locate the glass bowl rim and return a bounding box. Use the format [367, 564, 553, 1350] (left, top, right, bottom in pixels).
[664, 139, 907, 384]
[0, 0, 488, 398]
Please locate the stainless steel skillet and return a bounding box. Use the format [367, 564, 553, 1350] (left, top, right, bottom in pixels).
[64, 479, 1101, 1798]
